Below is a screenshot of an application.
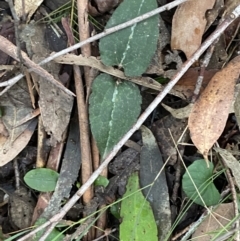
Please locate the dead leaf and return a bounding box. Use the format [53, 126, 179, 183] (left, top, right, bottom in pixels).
[192, 203, 234, 240]
[9, 187, 35, 229]
[54, 54, 162, 92]
[161, 103, 193, 119]
[151, 115, 188, 165]
[140, 125, 171, 240]
[93, 0, 120, 13]
[14, 0, 43, 22]
[0, 118, 37, 166]
[175, 68, 218, 98]
[171, 0, 215, 59]
[0, 77, 37, 166]
[205, 0, 224, 31]
[188, 55, 240, 161]
[234, 87, 240, 125]
[31, 24, 73, 143]
[214, 147, 240, 190]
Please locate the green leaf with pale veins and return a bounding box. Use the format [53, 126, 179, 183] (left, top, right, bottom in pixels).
[89, 73, 141, 160]
[120, 172, 158, 241]
[182, 159, 220, 207]
[99, 0, 159, 77]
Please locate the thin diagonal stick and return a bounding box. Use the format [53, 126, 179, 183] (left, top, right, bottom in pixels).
[17, 5, 240, 241]
[0, 0, 187, 90]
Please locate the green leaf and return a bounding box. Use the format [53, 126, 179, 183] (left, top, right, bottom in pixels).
[110, 203, 121, 219]
[89, 73, 141, 160]
[24, 168, 59, 192]
[120, 172, 158, 241]
[94, 175, 109, 187]
[182, 159, 220, 206]
[99, 0, 159, 77]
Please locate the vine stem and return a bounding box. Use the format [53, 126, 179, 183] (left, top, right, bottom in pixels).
[18, 3, 240, 241]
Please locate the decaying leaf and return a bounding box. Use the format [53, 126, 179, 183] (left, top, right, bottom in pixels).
[140, 126, 171, 240]
[192, 203, 234, 240]
[0, 78, 37, 166]
[0, 118, 37, 167]
[234, 86, 240, 125]
[31, 24, 73, 143]
[151, 115, 188, 165]
[9, 187, 36, 229]
[14, 0, 43, 22]
[54, 54, 162, 92]
[214, 147, 240, 190]
[175, 68, 218, 99]
[188, 55, 240, 161]
[161, 103, 193, 119]
[171, 0, 215, 59]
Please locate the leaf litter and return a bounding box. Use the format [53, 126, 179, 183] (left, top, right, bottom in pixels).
[188, 55, 240, 162]
[1, 0, 240, 240]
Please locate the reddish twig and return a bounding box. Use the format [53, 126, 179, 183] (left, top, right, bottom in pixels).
[76, 0, 94, 209]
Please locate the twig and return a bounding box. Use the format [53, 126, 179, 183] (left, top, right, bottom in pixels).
[1, 0, 188, 91]
[74, 64, 94, 204]
[92, 228, 116, 241]
[61, 18, 94, 206]
[77, 0, 92, 98]
[17, 4, 240, 241]
[76, 0, 94, 211]
[0, 36, 74, 96]
[191, 40, 217, 102]
[6, 0, 24, 64]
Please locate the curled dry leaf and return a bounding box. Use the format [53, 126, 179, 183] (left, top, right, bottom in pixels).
[171, 0, 215, 59]
[188, 55, 240, 161]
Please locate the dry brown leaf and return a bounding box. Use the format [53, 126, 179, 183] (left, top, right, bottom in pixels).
[192, 203, 234, 240]
[175, 68, 218, 99]
[171, 0, 215, 59]
[0, 119, 37, 166]
[31, 24, 73, 143]
[54, 54, 162, 92]
[14, 0, 43, 22]
[161, 103, 193, 119]
[188, 55, 240, 161]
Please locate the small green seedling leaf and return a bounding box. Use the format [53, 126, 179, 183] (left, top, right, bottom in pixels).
[99, 0, 159, 76]
[120, 172, 158, 241]
[94, 175, 109, 187]
[182, 159, 220, 206]
[110, 203, 121, 220]
[89, 73, 141, 160]
[24, 168, 59, 192]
